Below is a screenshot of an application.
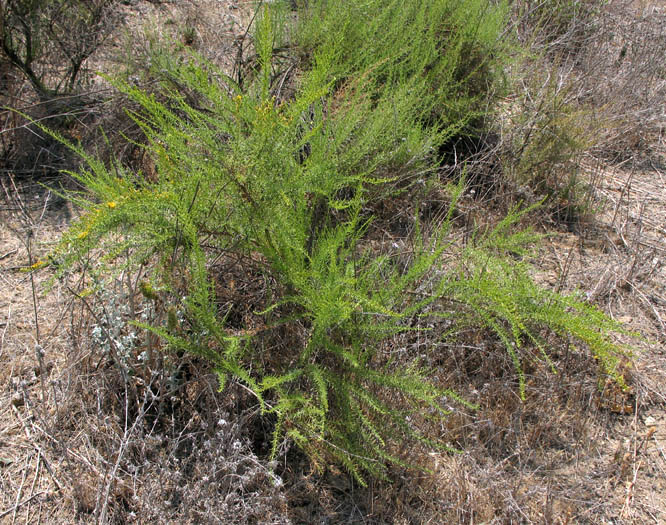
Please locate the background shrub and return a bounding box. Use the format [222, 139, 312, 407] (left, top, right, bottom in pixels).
[495, 0, 666, 224]
[0, 0, 123, 182]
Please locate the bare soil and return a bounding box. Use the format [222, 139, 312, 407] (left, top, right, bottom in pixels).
[1, 1, 665, 523]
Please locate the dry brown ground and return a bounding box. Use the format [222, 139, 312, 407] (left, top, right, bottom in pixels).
[1, 1, 665, 523]
[533, 156, 666, 523]
[2, 151, 665, 525]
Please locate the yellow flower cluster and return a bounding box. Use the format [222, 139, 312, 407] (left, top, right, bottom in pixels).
[254, 96, 292, 127]
[29, 259, 48, 270]
[256, 98, 274, 120]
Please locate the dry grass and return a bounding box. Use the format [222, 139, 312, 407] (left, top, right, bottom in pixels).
[1, 0, 665, 523]
[3, 167, 664, 523]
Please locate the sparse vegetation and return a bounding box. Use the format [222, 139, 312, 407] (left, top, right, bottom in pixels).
[1, 0, 664, 523]
[1, 0, 120, 99]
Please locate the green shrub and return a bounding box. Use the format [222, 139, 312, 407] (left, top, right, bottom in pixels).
[294, 0, 508, 148]
[498, 62, 599, 221]
[46, 0, 631, 483]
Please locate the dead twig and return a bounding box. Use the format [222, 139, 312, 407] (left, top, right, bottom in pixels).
[97, 378, 155, 524]
[25, 450, 42, 523]
[0, 492, 46, 520]
[11, 455, 30, 525]
[11, 405, 63, 494]
[0, 249, 18, 260]
[627, 280, 666, 333]
[610, 166, 634, 231]
[0, 304, 10, 356]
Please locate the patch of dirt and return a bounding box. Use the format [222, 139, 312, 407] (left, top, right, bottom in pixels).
[532, 154, 666, 522]
[0, 177, 81, 523]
